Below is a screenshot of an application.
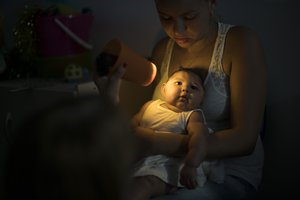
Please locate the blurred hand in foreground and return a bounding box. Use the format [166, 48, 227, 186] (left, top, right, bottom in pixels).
[94, 64, 127, 105]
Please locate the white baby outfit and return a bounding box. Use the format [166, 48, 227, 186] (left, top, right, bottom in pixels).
[133, 99, 224, 187]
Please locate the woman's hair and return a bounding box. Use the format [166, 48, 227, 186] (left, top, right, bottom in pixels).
[4, 95, 135, 200]
[154, 0, 222, 22]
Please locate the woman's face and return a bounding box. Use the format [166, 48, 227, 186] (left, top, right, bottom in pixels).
[155, 0, 215, 48]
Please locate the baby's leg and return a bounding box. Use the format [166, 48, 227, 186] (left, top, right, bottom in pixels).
[127, 175, 174, 200]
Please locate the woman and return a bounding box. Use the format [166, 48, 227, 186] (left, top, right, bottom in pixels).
[96, 0, 267, 199]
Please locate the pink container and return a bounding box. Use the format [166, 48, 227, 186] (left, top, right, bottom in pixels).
[35, 13, 94, 57]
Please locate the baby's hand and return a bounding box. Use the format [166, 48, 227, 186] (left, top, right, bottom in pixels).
[179, 164, 198, 189]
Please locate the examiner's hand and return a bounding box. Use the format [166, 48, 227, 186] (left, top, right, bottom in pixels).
[94, 64, 127, 105]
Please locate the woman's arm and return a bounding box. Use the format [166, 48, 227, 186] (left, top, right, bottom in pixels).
[180, 112, 209, 189]
[133, 126, 188, 157]
[205, 26, 267, 159]
[184, 112, 208, 167]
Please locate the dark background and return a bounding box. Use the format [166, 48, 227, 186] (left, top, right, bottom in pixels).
[1, 0, 300, 198]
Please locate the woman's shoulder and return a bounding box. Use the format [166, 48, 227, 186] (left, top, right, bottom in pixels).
[220, 23, 265, 75]
[226, 25, 263, 50]
[224, 24, 264, 61]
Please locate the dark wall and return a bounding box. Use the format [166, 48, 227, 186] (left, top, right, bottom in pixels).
[217, 0, 300, 198]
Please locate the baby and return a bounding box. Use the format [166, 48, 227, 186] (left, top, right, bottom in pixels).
[129, 67, 224, 200]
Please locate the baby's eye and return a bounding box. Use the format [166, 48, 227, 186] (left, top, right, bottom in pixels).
[175, 81, 182, 85]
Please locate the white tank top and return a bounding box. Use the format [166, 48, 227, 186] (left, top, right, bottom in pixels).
[152, 22, 264, 189]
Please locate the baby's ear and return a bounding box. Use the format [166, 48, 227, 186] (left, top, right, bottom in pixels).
[160, 83, 167, 98]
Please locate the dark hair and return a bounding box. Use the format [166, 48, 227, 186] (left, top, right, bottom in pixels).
[4, 95, 135, 200]
[169, 66, 204, 84]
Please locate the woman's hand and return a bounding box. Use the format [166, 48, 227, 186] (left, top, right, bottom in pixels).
[94, 64, 127, 105]
[180, 164, 198, 189]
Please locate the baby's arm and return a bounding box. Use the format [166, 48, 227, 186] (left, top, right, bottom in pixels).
[131, 100, 156, 159]
[131, 100, 153, 128]
[180, 111, 209, 189]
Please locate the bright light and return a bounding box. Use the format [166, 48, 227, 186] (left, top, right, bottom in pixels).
[142, 62, 157, 86]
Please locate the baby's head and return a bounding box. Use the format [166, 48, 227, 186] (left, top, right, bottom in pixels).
[161, 67, 205, 111]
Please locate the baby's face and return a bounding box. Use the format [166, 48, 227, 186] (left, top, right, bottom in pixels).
[162, 71, 204, 111]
